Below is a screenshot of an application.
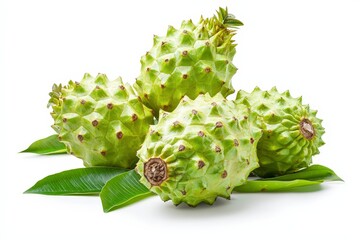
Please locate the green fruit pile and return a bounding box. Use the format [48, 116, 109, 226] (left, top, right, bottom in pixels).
[46, 7, 325, 207]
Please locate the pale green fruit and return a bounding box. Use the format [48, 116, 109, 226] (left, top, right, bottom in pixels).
[235, 87, 325, 177]
[48, 73, 154, 168]
[136, 93, 262, 206]
[134, 8, 242, 118]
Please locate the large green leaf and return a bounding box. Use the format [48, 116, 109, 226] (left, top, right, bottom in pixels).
[25, 167, 127, 195]
[234, 164, 342, 193]
[21, 134, 67, 155]
[100, 170, 154, 212]
[259, 164, 343, 182]
[234, 179, 322, 193]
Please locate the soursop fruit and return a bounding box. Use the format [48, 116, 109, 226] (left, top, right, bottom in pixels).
[136, 93, 262, 206]
[134, 7, 242, 117]
[235, 87, 325, 177]
[48, 73, 154, 168]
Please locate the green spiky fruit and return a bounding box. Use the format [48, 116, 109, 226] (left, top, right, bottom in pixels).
[134, 7, 243, 117]
[48, 73, 154, 168]
[136, 93, 262, 206]
[235, 87, 325, 177]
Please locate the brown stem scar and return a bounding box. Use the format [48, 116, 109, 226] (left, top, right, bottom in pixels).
[300, 118, 315, 140]
[144, 158, 168, 186]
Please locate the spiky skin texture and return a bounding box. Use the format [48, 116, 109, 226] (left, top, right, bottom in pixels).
[134, 8, 241, 117]
[235, 87, 325, 177]
[48, 73, 154, 168]
[136, 93, 262, 206]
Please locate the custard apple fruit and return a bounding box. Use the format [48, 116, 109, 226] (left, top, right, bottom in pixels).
[48, 73, 154, 168]
[235, 87, 325, 177]
[136, 93, 262, 206]
[134, 7, 242, 117]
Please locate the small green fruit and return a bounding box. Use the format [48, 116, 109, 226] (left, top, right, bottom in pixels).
[134, 7, 243, 117]
[48, 73, 154, 168]
[235, 87, 325, 177]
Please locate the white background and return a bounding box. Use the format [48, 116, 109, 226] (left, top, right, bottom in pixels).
[1, 0, 359, 239]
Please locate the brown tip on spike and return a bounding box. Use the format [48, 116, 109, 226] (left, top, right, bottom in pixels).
[173, 121, 180, 126]
[225, 60, 229, 64]
[234, 139, 239, 146]
[92, 120, 99, 127]
[250, 138, 254, 144]
[132, 114, 138, 121]
[211, 102, 217, 107]
[160, 84, 165, 89]
[198, 160, 205, 169]
[119, 85, 125, 90]
[215, 146, 221, 152]
[198, 131, 205, 137]
[96, 85, 100, 89]
[183, 30, 188, 34]
[182, 50, 188, 56]
[161, 41, 166, 46]
[101, 151, 106, 156]
[300, 118, 315, 140]
[77, 134, 84, 142]
[246, 159, 250, 165]
[164, 59, 169, 63]
[62, 118, 67, 123]
[181, 190, 186, 195]
[215, 122, 223, 128]
[204, 67, 211, 73]
[80, 99, 86, 105]
[116, 131, 123, 139]
[144, 158, 168, 186]
[192, 109, 198, 115]
[146, 67, 151, 72]
[222, 170, 228, 178]
[205, 41, 210, 46]
[178, 145, 185, 151]
[163, 105, 169, 110]
[107, 103, 113, 109]
[182, 74, 188, 79]
[75, 81, 80, 85]
[144, 93, 149, 99]
[243, 116, 248, 120]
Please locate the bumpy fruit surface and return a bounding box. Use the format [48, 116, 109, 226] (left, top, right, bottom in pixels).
[134, 8, 242, 117]
[48, 73, 154, 168]
[235, 87, 325, 177]
[136, 93, 262, 206]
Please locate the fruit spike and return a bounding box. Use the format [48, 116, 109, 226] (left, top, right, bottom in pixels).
[134, 7, 242, 118]
[48, 73, 155, 168]
[235, 87, 325, 177]
[136, 93, 262, 206]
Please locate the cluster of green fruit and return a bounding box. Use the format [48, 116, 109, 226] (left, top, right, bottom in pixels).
[47, 8, 324, 207]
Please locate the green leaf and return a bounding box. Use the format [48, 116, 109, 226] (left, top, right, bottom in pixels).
[234, 164, 342, 193]
[20, 134, 67, 155]
[260, 164, 343, 182]
[234, 179, 323, 193]
[25, 167, 127, 195]
[100, 170, 153, 212]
